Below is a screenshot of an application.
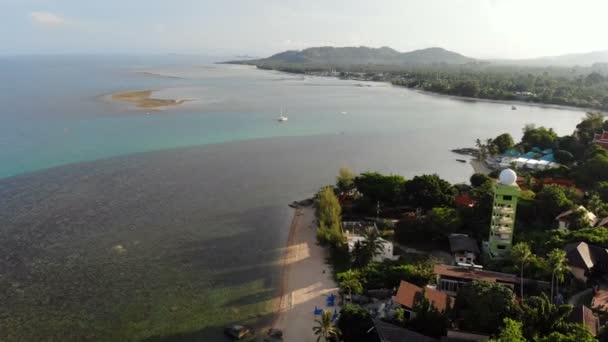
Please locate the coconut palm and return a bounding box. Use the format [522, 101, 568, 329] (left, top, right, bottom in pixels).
[511, 242, 532, 299]
[547, 249, 568, 302]
[476, 138, 487, 160]
[362, 227, 385, 262]
[337, 270, 363, 304]
[313, 310, 340, 342]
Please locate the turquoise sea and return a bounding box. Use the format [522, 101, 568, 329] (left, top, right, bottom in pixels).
[0, 55, 587, 341]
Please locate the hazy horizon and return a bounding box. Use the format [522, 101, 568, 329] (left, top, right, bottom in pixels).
[2, 0, 608, 59]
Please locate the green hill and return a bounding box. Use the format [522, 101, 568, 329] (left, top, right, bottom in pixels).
[229, 46, 476, 67]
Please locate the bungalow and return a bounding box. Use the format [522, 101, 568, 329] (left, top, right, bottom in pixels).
[555, 206, 598, 231]
[448, 234, 480, 265]
[564, 242, 608, 283]
[342, 221, 395, 262]
[593, 131, 608, 149]
[567, 305, 600, 336]
[394, 280, 451, 319]
[434, 264, 517, 295]
[433, 264, 549, 296]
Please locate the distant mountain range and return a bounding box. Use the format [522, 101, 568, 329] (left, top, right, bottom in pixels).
[227, 46, 608, 68]
[232, 46, 475, 66]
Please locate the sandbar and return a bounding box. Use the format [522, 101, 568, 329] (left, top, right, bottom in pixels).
[111, 89, 190, 109]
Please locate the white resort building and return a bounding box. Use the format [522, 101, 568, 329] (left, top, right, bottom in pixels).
[342, 221, 395, 262]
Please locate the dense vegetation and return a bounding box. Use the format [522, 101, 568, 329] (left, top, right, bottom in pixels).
[230, 48, 608, 111]
[312, 113, 608, 341]
[392, 68, 608, 110]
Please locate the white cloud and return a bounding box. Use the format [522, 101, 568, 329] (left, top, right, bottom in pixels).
[30, 12, 66, 26]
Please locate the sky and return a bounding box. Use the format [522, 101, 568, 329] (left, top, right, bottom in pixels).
[1, 0, 607, 59]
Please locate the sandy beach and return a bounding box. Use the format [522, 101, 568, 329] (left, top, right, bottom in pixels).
[111, 89, 189, 109]
[273, 206, 340, 342]
[470, 158, 492, 175]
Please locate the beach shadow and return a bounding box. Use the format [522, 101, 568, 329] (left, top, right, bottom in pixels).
[142, 312, 277, 342]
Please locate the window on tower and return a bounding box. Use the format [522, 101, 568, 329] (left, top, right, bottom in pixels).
[503, 195, 512, 201]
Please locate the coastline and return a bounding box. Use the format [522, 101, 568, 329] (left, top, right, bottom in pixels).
[272, 206, 339, 341]
[243, 65, 597, 114]
[411, 87, 597, 113]
[470, 158, 492, 175]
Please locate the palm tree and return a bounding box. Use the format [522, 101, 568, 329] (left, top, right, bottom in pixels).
[521, 293, 573, 339]
[337, 270, 362, 304]
[362, 228, 385, 262]
[547, 249, 568, 302]
[511, 242, 532, 299]
[476, 138, 487, 160]
[313, 310, 340, 342]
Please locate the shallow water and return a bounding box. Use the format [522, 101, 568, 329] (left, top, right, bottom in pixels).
[0, 56, 588, 340]
[0, 56, 585, 179]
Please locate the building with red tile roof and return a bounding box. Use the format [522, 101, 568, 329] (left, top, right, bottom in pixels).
[433, 264, 549, 296]
[454, 194, 476, 208]
[594, 131, 608, 149]
[394, 280, 451, 316]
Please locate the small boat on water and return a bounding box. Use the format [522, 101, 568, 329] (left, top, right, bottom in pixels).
[456, 159, 467, 163]
[511, 105, 517, 110]
[341, 111, 347, 115]
[277, 108, 288, 122]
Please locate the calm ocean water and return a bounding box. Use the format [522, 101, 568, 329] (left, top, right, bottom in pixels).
[0, 56, 587, 340]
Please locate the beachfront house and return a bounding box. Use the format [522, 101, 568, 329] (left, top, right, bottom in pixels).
[490, 148, 560, 171]
[342, 221, 395, 262]
[448, 234, 480, 265]
[555, 206, 598, 231]
[394, 280, 451, 319]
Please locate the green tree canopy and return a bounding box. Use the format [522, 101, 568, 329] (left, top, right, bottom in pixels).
[521, 124, 558, 149]
[575, 112, 605, 145]
[404, 290, 449, 338]
[491, 318, 526, 342]
[470, 173, 492, 187]
[452, 79, 481, 97]
[575, 153, 608, 185]
[596, 181, 608, 202]
[403, 174, 456, 209]
[553, 150, 575, 164]
[535, 184, 575, 224]
[316, 186, 344, 246]
[336, 167, 356, 194]
[453, 281, 519, 335]
[557, 135, 586, 160]
[493, 133, 515, 154]
[520, 293, 573, 340]
[427, 207, 463, 240]
[354, 172, 406, 205]
[337, 304, 375, 342]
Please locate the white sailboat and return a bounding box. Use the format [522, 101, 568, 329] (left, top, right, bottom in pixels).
[277, 108, 288, 122]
